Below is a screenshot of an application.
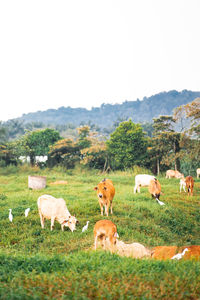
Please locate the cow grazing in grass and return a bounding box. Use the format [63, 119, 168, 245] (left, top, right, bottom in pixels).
[37, 194, 78, 231]
[148, 178, 162, 200]
[94, 219, 118, 251]
[94, 179, 115, 216]
[166, 170, 183, 179]
[197, 168, 200, 178]
[185, 176, 194, 196]
[134, 174, 156, 193]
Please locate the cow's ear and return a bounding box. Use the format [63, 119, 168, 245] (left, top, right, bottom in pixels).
[94, 187, 98, 190]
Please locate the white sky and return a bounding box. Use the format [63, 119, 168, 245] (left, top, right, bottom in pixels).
[0, 0, 200, 121]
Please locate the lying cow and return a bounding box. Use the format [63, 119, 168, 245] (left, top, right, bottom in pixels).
[37, 194, 78, 231]
[185, 176, 194, 196]
[166, 170, 183, 179]
[94, 178, 115, 216]
[197, 168, 200, 179]
[134, 174, 156, 193]
[114, 240, 153, 258]
[94, 219, 118, 252]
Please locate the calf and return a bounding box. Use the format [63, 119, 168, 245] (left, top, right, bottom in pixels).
[134, 174, 156, 193]
[94, 179, 115, 216]
[166, 170, 183, 179]
[185, 176, 194, 196]
[37, 194, 78, 231]
[94, 219, 118, 251]
[197, 168, 200, 179]
[180, 177, 186, 192]
[148, 178, 162, 200]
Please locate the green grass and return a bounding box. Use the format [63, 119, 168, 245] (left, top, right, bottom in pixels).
[0, 165, 199, 299]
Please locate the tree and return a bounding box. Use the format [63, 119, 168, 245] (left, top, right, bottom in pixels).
[80, 133, 108, 171]
[48, 138, 80, 168]
[106, 120, 148, 170]
[151, 116, 181, 174]
[19, 128, 61, 165]
[77, 125, 91, 149]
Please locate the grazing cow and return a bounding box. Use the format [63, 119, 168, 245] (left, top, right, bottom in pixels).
[180, 177, 186, 192]
[197, 168, 200, 179]
[185, 176, 194, 196]
[148, 178, 162, 200]
[37, 194, 78, 231]
[166, 170, 183, 179]
[94, 179, 115, 216]
[134, 174, 156, 193]
[94, 220, 118, 251]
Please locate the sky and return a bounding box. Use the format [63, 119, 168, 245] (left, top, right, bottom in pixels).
[0, 0, 200, 121]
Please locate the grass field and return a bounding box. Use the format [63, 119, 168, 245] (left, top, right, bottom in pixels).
[0, 165, 199, 299]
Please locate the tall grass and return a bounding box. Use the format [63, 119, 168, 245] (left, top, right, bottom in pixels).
[0, 166, 199, 299]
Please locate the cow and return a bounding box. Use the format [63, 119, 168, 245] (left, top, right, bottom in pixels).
[94, 179, 115, 216]
[148, 178, 162, 200]
[37, 194, 78, 231]
[185, 176, 194, 196]
[134, 174, 156, 193]
[114, 240, 153, 258]
[180, 177, 186, 192]
[166, 170, 183, 179]
[94, 219, 118, 252]
[197, 168, 200, 179]
[152, 245, 200, 261]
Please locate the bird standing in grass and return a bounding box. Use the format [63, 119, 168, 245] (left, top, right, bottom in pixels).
[9, 209, 13, 222]
[25, 208, 30, 217]
[82, 221, 89, 232]
[171, 248, 189, 260]
[156, 198, 165, 206]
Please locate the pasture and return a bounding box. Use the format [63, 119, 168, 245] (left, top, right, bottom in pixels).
[0, 165, 199, 299]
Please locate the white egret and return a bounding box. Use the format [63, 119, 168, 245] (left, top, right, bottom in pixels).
[9, 209, 13, 222]
[82, 221, 89, 232]
[25, 207, 30, 217]
[171, 248, 189, 260]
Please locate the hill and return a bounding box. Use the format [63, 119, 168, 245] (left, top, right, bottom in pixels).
[17, 90, 200, 128]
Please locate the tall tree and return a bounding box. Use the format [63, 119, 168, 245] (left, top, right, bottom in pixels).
[106, 120, 147, 170]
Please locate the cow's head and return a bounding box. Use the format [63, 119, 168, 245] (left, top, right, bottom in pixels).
[94, 182, 108, 200]
[62, 215, 78, 232]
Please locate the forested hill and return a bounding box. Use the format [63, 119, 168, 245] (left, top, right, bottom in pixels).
[17, 90, 200, 128]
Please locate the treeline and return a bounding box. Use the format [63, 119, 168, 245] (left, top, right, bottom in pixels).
[5, 90, 200, 131]
[0, 98, 199, 176]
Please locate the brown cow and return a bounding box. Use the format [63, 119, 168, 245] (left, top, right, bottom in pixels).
[148, 178, 162, 200]
[185, 176, 194, 196]
[94, 219, 118, 251]
[94, 178, 115, 216]
[166, 170, 183, 179]
[152, 245, 200, 261]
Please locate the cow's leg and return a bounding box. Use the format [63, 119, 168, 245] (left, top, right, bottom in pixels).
[94, 235, 98, 250]
[105, 203, 110, 216]
[110, 201, 113, 214]
[137, 185, 140, 193]
[39, 211, 45, 228]
[134, 185, 137, 193]
[100, 203, 103, 216]
[50, 217, 55, 231]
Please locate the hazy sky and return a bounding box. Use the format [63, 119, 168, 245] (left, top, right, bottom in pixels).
[0, 0, 200, 121]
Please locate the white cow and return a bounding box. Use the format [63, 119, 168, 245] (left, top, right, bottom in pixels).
[37, 194, 78, 231]
[134, 174, 156, 193]
[197, 168, 200, 179]
[180, 177, 186, 192]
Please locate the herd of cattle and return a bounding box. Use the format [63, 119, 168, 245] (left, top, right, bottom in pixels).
[36, 168, 199, 260]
